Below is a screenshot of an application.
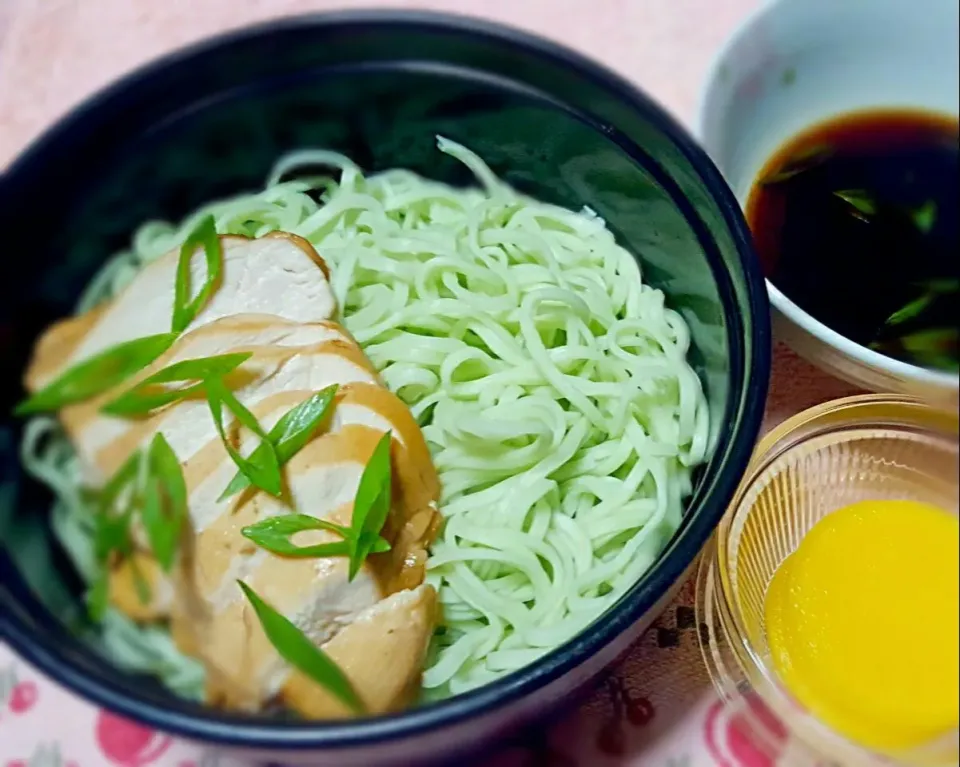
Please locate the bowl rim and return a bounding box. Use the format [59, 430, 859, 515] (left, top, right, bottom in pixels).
[692, 0, 959, 393]
[0, 8, 771, 750]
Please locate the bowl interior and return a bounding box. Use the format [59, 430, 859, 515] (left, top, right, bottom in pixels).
[0, 13, 768, 744]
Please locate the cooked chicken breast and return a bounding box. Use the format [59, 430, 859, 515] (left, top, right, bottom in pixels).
[50, 315, 353, 483]
[25, 229, 442, 719]
[84, 328, 378, 481]
[172, 414, 439, 714]
[283, 585, 437, 718]
[25, 233, 335, 391]
[109, 381, 441, 609]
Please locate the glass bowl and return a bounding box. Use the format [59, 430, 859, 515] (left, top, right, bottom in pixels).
[697, 394, 959, 766]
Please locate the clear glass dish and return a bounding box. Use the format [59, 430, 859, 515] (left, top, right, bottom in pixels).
[696, 394, 959, 766]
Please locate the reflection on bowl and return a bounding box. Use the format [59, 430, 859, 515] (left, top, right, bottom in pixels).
[698, 394, 959, 766]
[0, 11, 770, 765]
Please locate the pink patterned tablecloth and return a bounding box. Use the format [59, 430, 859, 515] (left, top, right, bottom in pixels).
[0, 1, 861, 765]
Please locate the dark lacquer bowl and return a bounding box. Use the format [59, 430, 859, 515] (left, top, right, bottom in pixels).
[0, 11, 770, 766]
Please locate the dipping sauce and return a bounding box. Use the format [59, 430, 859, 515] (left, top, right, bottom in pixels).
[765, 499, 959, 752]
[747, 109, 959, 372]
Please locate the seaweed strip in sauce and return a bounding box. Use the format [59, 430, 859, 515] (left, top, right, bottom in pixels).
[747, 109, 959, 372]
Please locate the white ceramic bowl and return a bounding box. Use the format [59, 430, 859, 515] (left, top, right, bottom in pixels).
[695, 0, 959, 406]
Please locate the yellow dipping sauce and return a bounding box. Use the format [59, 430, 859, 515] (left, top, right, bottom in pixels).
[765, 499, 959, 753]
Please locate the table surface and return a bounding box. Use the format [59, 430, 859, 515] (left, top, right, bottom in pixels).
[0, 1, 860, 765]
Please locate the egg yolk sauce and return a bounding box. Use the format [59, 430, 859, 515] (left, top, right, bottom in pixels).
[764, 499, 959, 753]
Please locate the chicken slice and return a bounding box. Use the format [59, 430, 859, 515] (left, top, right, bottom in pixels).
[47, 315, 352, 483]
[282, 585, 437, 718]
[181, 386, 440, 597]
[168, 414, 439, 712]
[110, 386, 439, 639]
[91, 335, 380, 481]
[25, 232, 335, 391]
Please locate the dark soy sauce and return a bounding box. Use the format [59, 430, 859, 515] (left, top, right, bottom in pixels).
[747, 109, 959, 372]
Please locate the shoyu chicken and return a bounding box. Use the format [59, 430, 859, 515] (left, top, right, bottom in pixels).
[20, 224, 442, 718]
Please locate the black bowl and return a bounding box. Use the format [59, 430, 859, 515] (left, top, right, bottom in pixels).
[0, 10, 770, 766]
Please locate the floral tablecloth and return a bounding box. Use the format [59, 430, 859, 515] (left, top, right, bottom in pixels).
[0, 1, 862, 764]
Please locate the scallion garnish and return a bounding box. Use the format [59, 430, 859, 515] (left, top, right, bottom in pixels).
[87, 452, 142, 620]
[172, 215, 223, 334]
[347, 431, 393, 580]
[206, 377, 283, 498]
[241, 513, 354, 558]
[85, 434, 188, 617]
[88, 503, 138, 619]
[91, 452, 141, 562]
[834, 189, 876, 218]
[415, 402, 437, 428]
[85, 573, 111, 621]
[884, 293, 934, 328]
[140, 433, 188, 571]
[241, 513, 391, 559]
[760, 144, 833, 185]
[910, 199, 937, 234]
[219, 385, 338, 501]
[15, 332, 178, 416]
[237, 580, 365, 713]
[240, 431, 394, 580]
[101, 352, 252, 416]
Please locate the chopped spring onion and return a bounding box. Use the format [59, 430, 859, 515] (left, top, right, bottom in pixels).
[238, 580, 365, 714]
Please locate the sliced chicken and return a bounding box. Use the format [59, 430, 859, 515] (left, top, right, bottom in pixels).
[25, 233, 335, 392]
[282, 585, 437, 718]
[42, 315, 352, 484]
[107, 379, 440, 715]
[26, 228, 443, 719]
[170, 414, 440, 712]
[91, 331, 380, 481]
[191, 418, 435, 593]
[109, 383, 441, 627]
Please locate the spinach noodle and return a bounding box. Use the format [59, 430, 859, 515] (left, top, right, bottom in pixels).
[21, 137, 708, 701]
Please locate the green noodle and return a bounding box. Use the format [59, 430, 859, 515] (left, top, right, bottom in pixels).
[21, 137, 708, 702]
[21, 418, 206, 699]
